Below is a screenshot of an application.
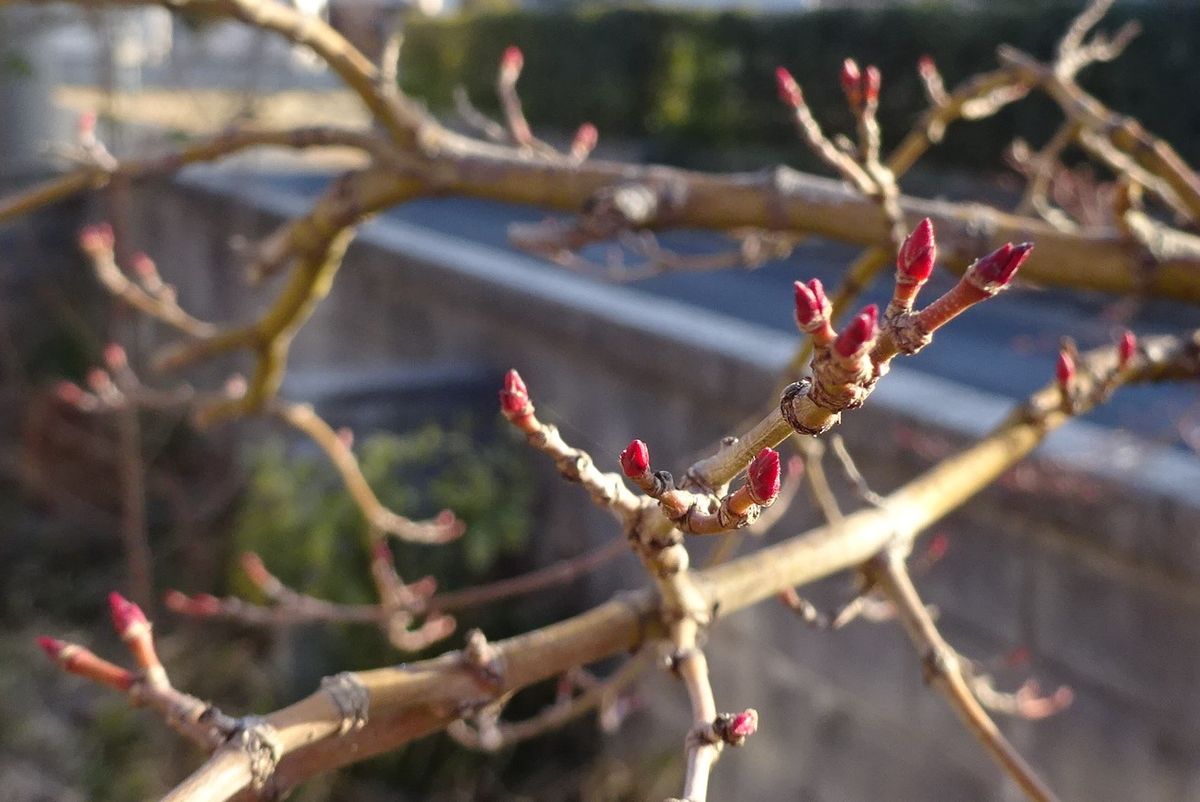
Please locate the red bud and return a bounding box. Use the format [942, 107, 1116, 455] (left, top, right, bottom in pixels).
[570, 122, 598, 160]
[834, 304, 879, 358]
[969, 242, 1033, 291]
[499, 369, 533, 419]
[500, 45, 524, 82]
[103, 343, 127, 371]
[840, 59, 862, 104]
[37, 635, 66, 661]
[793, 278, 829, 330]
[77, 110, 97, 137]
[1118, 330, 1137, 368]
[240, 552, 273, 587]
[55, 381, 85, 406]
[36, 636, 133, 690]
[86, 368, 111, 394]
[164, 591, 221, 617]
[862, 65, 881, 104]
[775, 66, 803, 109]
[130, 252, 156, 278]
[619, 439, 650, 478]
[748, 448, 781, 505]
[107, 591, 148, 638]
[1055, 350, 1075, 391]
[897, 218, 936, 283]
[78, 223, 115, 255]
[730, 708, 759, 738]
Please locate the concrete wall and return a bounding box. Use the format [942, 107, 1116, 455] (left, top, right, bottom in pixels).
[121, 170, 1200, 801]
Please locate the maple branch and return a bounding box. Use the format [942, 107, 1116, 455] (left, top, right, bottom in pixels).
[867, 552, 1060, 802]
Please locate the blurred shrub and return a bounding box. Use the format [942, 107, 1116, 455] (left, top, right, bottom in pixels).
[400, 3, 1200, 171]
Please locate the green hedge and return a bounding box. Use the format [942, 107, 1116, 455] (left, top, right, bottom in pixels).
[399, 4, 1200, 171]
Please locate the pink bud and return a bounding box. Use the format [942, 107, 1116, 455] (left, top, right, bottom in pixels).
[499, 369, 532, 419]
[103, 343, 127, 371]
[730, 708, 759, 738]
[925, 533, 949, 562]
[1055, 350, 1075, 390]
[131, 252, 158, 279]
[162, 590, 190, 613]
[793, 278, 829, 330]
[775, 66, 803, 109]
[224, 374, 248, 398]
[37, 635, 66, 661]
[78, 223, 115, 255]
[55, 381, 85, 406]
[500, 45, 524, 82]
[970, 242, 1033, 290]
[240, 552, 272, 587]
[108, 591, 148, 637]
[896, 218, 936, 283]
[77, 111, 97, 137]
[86, 368, 111, 393]
[336, 426, 354, 449]
[917, 54, 937, 77]
[840, 59, 862, 103]
[862, 65, 881, 103]
[748, 449, 781, 504]
[570, 122, 598, 160]
[834, 304, 879, 358]
[619, 439, 650, 478]
[1118, 330, 1137, 368]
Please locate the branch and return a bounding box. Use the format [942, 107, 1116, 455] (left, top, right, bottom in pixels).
[82, 329, 1196, 801]
[0, 126, 402, 223]
[867, 553, 1059, 802]
[269, 400, 463, 543]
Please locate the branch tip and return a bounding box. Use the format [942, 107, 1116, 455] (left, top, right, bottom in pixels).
[897, 217, 937, 284]
[747, 448, 781, 505]
[775, 66, 803, 109]
[1118, 329, 1138, 367]
[834, 304, 879, 358]
[620, 439, 651, 478]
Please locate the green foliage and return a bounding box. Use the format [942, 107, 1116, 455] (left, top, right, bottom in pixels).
[399, 3, 1200, 171]
[232, 418, 535, 607]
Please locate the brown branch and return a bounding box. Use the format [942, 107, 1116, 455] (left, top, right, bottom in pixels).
[867, 553, 1060, 802]
[0, 126, 403, 224]
[447, 649, 649, 751]
[86, 330, 1197, 801]
[269, 399, 463, 543]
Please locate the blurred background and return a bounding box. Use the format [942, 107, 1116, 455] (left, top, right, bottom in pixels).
[2, 1, 1200, 800]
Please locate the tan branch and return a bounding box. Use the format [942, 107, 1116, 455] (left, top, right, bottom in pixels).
[868, 553, 1059, 802]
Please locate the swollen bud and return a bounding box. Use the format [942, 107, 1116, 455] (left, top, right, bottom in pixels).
[896, 218, 936, 284]
[775, 66, 803, 109]
[131, 252, 158, 280]
[1118, 330, 1137, 368]
[570, 122, 598, 160]
[103, 343, 127, 371]
[793, 278, 829, 330]
[619, 439, 651, 478]
[969, 242, 1033, 292]
[499, 369, 533, 419]
[500, 45, 524, 83]
[730, 708, 759, 738]
[1055, 350, 1075, 391]
[78, 223, 115, 256]
[862, 65, 881, 104]
[747, 448, 781, 505]
[840, 59, 862, 105]
[37, 635, 67, 662]
[834, 304, 879, 358]
[107, 591, 148, 638]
